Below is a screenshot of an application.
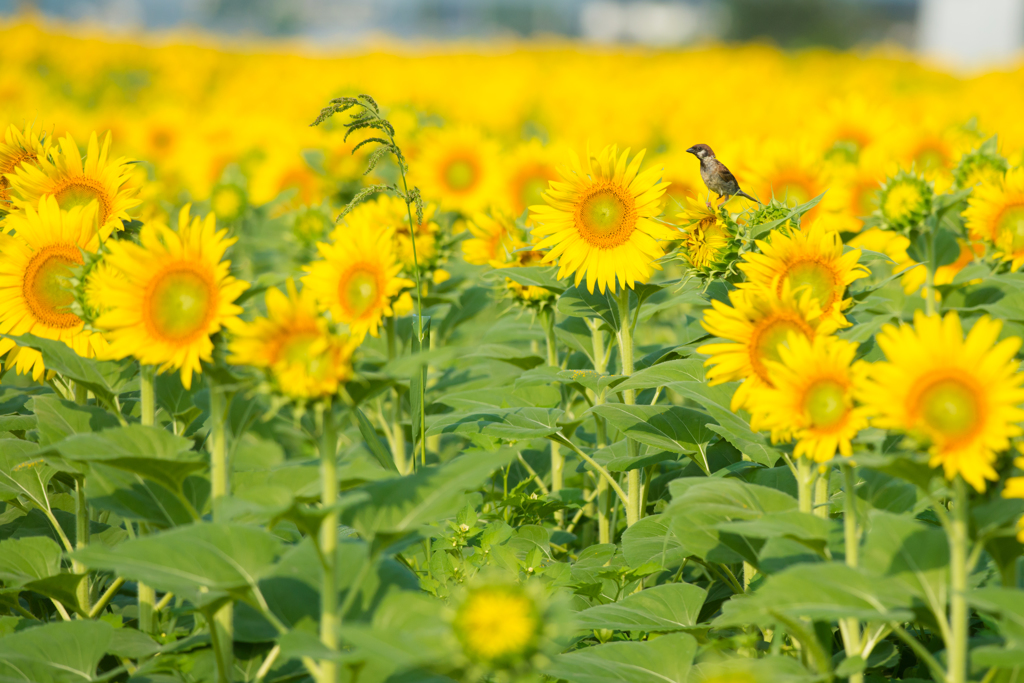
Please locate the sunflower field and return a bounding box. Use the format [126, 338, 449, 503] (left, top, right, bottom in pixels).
[2, 18, 1024, 683]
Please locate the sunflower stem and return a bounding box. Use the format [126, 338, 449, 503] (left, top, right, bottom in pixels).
[796, 458, 815, 514]
[615, 289, 641, 527]
[948, 476, 971, 683]
[391, 128, 427, 470]
[589, 318, 611, 543]
[68, 382, 92, 613]
[542, 306, 565, 527]
[137, 365, 156, 634]
[208, 376, 233, 681]
[319, 399, 339, 683]
[385, 316, 409, 474]
[841, 463, 863, 683]
[813, 465, 831, 519]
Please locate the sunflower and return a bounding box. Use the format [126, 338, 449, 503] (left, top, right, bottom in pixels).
[504, 139, 559, 220]
[454, 584, 541, 665]
[228, 279, 353, 400]
[501, 248, 556, 304]
[747, 333, 869, 462]
[738, 222, 869, 326]
[414, 126, 501, 214]
[0, 123, 49, 212]
[676, 196, 734, 272]
[0, 197, 108, 371]
[856, 312, 1024, 492]
[877, 170, 933, 232]
[6, 132, 140, 239]
[698, 283, 840, 410]
[463, 211, 519, 267]
[91, 204, 249, 390]
[954, 143, 1007, 189]
[965, 167, 1024, 270]
[304, 221, 413, 341]
[339, 194, 442, 274]
[745, 141, 831, 216]
[529, 145, 673, 294]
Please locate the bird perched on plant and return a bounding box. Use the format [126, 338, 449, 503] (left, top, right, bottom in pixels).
[686, 144, 759, 207]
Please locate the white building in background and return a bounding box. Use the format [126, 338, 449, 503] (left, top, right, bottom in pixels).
[918, 0, 1024, 69]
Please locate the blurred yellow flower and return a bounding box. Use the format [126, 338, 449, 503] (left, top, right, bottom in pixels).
[415, 126, 501, 214]
[856, 312, 1024, 492]
[965, 167, 1024, 270]
[454, 584, 540, 665]
[6, 132, 140, 239]
[92, 204, 248, 389]
[304, 222, 412, 341]
[0, 123, 49, 211]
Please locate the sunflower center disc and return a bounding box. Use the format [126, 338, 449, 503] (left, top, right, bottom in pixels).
[804, 379, 848, 429]
[785, 260, 838, 310]
[456, 589, 538, 662]
[997, 205, 1024, 251]
[24, 246, 83, 329]
[445, 158, 478, 192]
[918, 377, 980, 441]
[279, 331, 319, 365]
[55, 178, 110, 223]
[518, 175, 548, 211]
[751, 319, 808, 381]
[149, 269, 213, 341]
[343, 268, 379, 318]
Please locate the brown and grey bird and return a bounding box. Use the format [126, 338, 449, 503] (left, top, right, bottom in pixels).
[686, 144, 759, 207]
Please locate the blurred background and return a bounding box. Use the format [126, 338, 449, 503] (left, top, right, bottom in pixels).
[0, 0, 1021, 70]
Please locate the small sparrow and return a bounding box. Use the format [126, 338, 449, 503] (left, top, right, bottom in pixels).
[686, 144, 759, 207]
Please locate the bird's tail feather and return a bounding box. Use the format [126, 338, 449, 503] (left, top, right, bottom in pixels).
[736, 189, 760, 204]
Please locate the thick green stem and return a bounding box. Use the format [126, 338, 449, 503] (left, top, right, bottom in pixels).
[393, 137, 427, 468]
[589, 318, 611, 543]
[841, 463, 863, 683]
[319, 401, 339, 683]
[814, 466, 831, 519]
[796, 458, 815, 514]
[208, 378, 232, 682]
[948, 476, 971, 683]
[138, 365, 156, 633]
[615, 290, 641, 527]
[543, 308, 565, 527]
[73, 478, 90, 613]
[924, 218, 938, 316]
[386, 317, 409, 474]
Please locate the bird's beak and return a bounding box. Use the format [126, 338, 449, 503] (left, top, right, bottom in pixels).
[685, 146, 696, 154]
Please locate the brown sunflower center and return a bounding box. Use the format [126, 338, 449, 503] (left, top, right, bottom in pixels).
[145, 266, 216, 342]
[576, 185, 637, 249]
[912, 375, 982, 443]
[996, 204, 1024, 252]
[23, 244, 83, 329]
[444, 156, 479, 192]
[783, 259, 840, 312]
[749, 316, 813, 382]
[54, 177, 112, 224]
[340, 267, 380, 318]
[803, 379, 848, 430]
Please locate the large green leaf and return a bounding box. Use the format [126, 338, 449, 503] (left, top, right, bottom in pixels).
[0, 536, 63, 586]
[557, 284, 621, 330]
[576, 583, 707, 632]
[85, 462, 200, 527]
[613, 359, 707, 393]
[592, 404, 714, 473]
[665, 478, 796, 565]
[970, 587, 1024, 643]
[715, 562, 913, 626]
[620, 514, 688, 571]
[545, 632, 696, 683]
[6, 334, 136, 401]
[666, 380, 781, 466]
[0, 439, 56, 508]
[496, 266, 565, 292]
[860, 509, 949, 626]
[0, 619, 113, 683]
[31, 395, 120, 447]
[342, 450, 513, 535]
[72, 523, 284, 606]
